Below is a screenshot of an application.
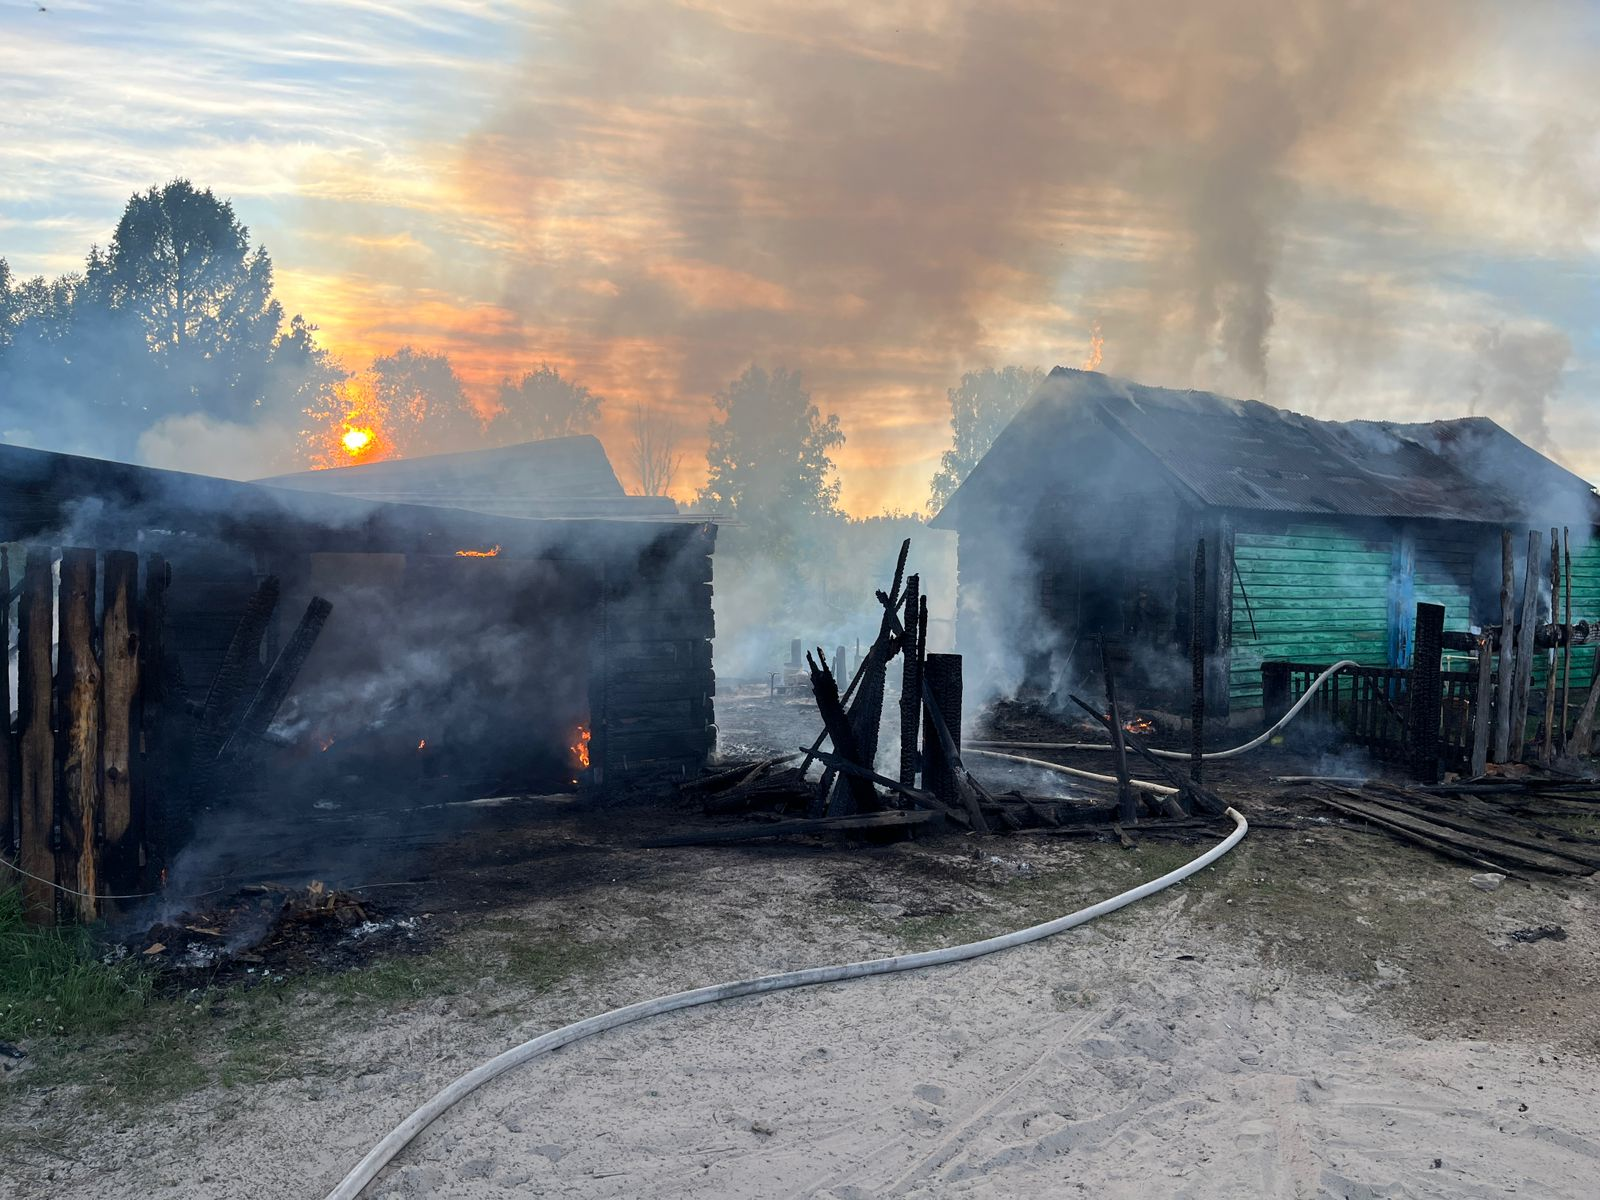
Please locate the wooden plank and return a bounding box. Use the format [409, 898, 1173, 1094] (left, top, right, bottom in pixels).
[806, 648, 878, 817]
[1509, 531, 1542, 761]
[1561, 527, 1574, 753]
[1493, 531, 1516, 761]
[1408, 603, 1444, 783]
[100, 550, 140, 899]
[55, 549, 102, 923]
[1318, 793, 1518, 877]
[1543, 529, 1560, 763]
[1470, 633, 1492, 778]
[16, 549, 55, 923]
[1101, 640, 1136, 823]
[217, 596, 333, 763]
[0, 547, 12, 859]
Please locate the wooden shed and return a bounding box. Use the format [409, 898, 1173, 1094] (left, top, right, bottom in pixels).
[0, 439, 716, 922]
[930, 369, 1600, 720]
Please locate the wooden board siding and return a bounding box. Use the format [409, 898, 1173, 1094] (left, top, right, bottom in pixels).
[1414, 531, 1476, 640]
[1228, 524, 1393, 709]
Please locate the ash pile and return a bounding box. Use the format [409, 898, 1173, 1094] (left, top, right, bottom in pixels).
[115, 881, 425, 986]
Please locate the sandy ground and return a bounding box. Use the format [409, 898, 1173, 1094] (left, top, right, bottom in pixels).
[5, 690, 1600, 1198]
[6, 823, 1599, 1200]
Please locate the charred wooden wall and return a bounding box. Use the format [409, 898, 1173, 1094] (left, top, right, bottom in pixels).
[590, 523, 718, 786]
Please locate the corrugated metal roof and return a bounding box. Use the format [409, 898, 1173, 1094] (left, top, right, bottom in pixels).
[932, 369, 1598, 529]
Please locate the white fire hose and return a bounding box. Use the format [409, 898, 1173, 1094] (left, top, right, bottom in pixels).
[325, 803, 1249, 1199]
[969, 659, 1362, 762]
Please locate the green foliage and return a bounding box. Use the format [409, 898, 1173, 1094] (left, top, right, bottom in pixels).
[698, 364, 844, 558]
[365, 345, 482, 455]
[0, 887, 152, 1042]
[0, 178, 340, 459]
[490, 364, 603, 444]
[926, 365, 1044, 515]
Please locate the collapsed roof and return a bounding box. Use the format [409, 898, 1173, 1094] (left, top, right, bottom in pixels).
[932, 368, 1599, 530]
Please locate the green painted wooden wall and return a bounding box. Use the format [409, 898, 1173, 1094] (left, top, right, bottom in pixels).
[1229, 524, 1392, 708]
[1228, 521, 1478, 709]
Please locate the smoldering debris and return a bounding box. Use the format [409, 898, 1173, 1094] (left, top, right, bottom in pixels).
[114, 881, 429, 988]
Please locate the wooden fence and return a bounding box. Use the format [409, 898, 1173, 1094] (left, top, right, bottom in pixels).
[1, 546, 172, 925]
[1260, 602, 1472, 779]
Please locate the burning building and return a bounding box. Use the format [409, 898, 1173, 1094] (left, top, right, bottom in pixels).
[932, 369, 1600, 720]
[0, 436, 715, 923]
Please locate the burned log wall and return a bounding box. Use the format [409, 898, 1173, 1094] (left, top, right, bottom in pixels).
[591, 522, 717, 787]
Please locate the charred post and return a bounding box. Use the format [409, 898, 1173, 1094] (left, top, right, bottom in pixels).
[1492, 530, 1515, 763]
[16, 550, 55, 923]
[1542, 529, 1560, 763]
[1509, 530, 1542, 761]
[921, 653, 964, 812]
[1407, 603, 1444, 784]
[898, 573, 922, 786]
[1100, 638, 1137, 824]
[0, 548, 12, 860]
[100, 550, 141, 900]
[1190, 537, 1206, 782]
[55, 549, 102, 923]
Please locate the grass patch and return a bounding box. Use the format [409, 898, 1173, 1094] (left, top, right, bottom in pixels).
[0, 886, 153, 1043]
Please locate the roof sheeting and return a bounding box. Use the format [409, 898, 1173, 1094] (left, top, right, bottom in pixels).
[257, 435, 683, 521]
[932, 369, 1598, 529]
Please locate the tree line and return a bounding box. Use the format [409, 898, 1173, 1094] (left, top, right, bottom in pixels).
[1, 179, 1042, 516]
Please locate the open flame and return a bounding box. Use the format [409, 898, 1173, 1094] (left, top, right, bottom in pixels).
[1123, 716, 1154, 735]
[342, 426, 376, 456]
[570, 724, 591, 770]
[417, 738, 427, 751]
[1081, 319, 1104, 371]
[455, 544, 502, 558]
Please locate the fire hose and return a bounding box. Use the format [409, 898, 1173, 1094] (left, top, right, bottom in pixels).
[969, 658, 1362, 763]
[324, 804, 1249, 1199]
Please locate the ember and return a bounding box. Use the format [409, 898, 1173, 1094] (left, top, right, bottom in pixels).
[454, 544, 502, 557]
[1123, 716, 1154, 735]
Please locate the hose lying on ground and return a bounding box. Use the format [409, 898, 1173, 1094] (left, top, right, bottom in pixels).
[324, 806, 1249, 1200]
[970, 658, 1362, 762]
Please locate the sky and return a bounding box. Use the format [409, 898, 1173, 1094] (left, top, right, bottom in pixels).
[2, 0, 1599, 514]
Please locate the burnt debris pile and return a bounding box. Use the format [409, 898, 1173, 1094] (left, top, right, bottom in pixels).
[662, 540, 1228, 848]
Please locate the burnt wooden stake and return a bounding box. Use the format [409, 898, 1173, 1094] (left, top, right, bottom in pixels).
[1470, 632, 1492, 778]
[1560, 527, 1573, 754]
[99, 550, 141, 900]
[807, 649, 878, 816]
[1190, 537, 1206, 783]
[218, 597, 334, 763]
[1407, 603, 1444, 784]
[1492, 530, 1515, 763]
[1100, 639, 1137, 824]
[0, 548, 12, 859]
[1542, 529, 1560, 763]
[55, 549, 102, 923]
[898, 574, 922, 786]
[16, 550, 55, 923]
[921, 653, 964, 812]
[1509, 530, 1542, 762]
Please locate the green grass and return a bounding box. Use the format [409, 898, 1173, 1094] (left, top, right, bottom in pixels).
[0, 886, 153, 1043]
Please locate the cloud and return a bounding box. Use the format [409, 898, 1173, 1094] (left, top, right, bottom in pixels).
[5, 0, 1600, 510]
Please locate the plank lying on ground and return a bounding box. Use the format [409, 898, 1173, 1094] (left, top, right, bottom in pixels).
[678, 755, 798, 794]
[1318, 792, 1521, 876]
[641, 809, 939, 847]
[1327, 793, 1587, 875]
[1354, 787, 1600, 869]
